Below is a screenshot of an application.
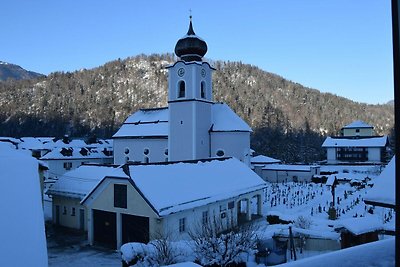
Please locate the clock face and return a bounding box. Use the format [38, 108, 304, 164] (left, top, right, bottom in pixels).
[178, 68, 185, 77]
[201, 68, 206, 78]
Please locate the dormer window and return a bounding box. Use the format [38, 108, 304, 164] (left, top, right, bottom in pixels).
[201, 81, 206, 98]
[178, 81, 185, 98]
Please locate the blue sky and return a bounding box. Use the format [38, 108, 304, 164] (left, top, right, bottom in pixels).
[1, 0, 393, 104]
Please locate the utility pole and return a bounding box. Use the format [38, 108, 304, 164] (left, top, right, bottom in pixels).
[391, 0, 400, 266]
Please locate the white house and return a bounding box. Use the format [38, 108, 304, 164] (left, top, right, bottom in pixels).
[41, 141, 113, 180]
[113, 18, 252, 166]
[322, 120, 390, 165]
[46, 164, 128, 231]
[81, 157, 266, 249]
[260, 164, 320, 183]
[322, 136, 389, 165]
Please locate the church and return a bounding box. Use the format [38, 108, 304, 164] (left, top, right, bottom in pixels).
[113, 17, 252, 165]
[47, 18, 266, 249]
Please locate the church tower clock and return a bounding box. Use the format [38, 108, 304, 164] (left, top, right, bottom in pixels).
[167, 17, 215, 161]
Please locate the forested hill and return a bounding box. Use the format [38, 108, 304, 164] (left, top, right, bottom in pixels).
[0, 54, 394, 162]
[0, 61, 44, 81]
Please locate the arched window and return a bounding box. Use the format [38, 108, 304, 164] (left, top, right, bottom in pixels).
[178, 81, 185, 98]
[144, 156, 149, 163]
[124, 148, 129, 154]
[201, 81, 206, 98]
[144, 148, 149, 155]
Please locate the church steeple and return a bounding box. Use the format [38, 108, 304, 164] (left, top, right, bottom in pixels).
[174, 16, 208, 62]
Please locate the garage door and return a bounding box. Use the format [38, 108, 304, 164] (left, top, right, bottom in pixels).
[93, 209, 116, 249]
[122, 214, 149, 244]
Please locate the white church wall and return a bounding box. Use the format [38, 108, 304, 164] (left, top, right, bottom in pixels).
[210, 132, 250, 163]
[114, 138, 168, 164]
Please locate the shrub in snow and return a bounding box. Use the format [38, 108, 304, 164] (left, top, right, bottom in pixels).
[188, 217, 257, 267]
[294, 215, 312, 229]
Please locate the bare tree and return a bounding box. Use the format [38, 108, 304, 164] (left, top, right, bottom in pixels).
[188, 216, 258, 267]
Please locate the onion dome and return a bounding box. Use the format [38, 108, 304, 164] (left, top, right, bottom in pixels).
[175, 16, 208, 62]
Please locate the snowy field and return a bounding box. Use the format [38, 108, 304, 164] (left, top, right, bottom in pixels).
[44, 164, 395, 266]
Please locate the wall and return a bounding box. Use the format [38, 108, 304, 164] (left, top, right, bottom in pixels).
[210, 132, 250, 164]
[113, 138, 167, 164]
[343, 128, 373, 137]
[326, 148, 337, 164]
[261, 169, 315, 183]
[368, 147, 382, 163]
[52, 196, 87, 230]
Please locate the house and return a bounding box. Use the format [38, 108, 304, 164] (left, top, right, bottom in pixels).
[46, 164, 127, 231]
[40, 140, 113, 180]
[81, 157, 266, 249]
[322, 121, 390, 164]
[260, 164, 320, 183]
[113, 18, 252, 166]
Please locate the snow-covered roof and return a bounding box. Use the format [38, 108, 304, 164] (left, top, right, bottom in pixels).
[364, 156, 395, 207]
[47, 164, 127, 199]
[337, 216, 383, 235]
[342, 120, 373, 129]
[262, 164, 319, 172]
[18, 137, 47, 150]
[113, 102, 251, 138]
[280, 238, 394, 267]
[127, 157, 266, 216]
[251, 155, 281, 164]
[0, 142, 48, 266]
[210, 103, 252, 132]
[40, 145, 113, 160]
[113, 108, 169, 138]
[322, 136, 388, 148]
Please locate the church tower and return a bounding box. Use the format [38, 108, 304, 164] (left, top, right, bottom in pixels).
[167, 17, 215, 161]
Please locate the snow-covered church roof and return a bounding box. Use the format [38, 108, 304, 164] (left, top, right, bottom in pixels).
[322, 136, 388, 148]
[47, 164, 128, 199]
[113, 103, 251, 138]
[364, 156, 395, 208]
[342, 120, 373, 129]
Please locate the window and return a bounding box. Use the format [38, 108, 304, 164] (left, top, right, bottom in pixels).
[201, 81, 206, 98]
[178, 81, 185, 98]
[164, 148, 168, 155]
[124, 148, 130, 154]
[355, 129, 360, 133]
[202, 211, 208, 225]
[216, 150, 225, 157]
[63, 206, 67, 215]
[114, 184, 127, 209]
[179, 218, 186, 232]
[71, 207, 76, 216]
[125, 156, 130, 163]
[63, 162, 72, 170]
[144, 148, 149, 155]
[228, 201, 234, 210]
[144, 156, 149, 163]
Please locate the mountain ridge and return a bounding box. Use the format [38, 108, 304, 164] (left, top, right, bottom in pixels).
[0, 54, 394, 162]
[0, 61, 44, 81]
